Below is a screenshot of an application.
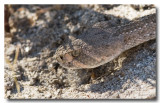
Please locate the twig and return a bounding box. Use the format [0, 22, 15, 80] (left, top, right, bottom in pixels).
[5, 45, 20, 93]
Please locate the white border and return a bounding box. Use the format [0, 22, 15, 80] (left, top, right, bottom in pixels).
[1, 0, 160, 4]
[0, 0, 159, 103]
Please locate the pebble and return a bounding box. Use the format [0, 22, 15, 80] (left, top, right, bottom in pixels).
[5, 44, 15, 56]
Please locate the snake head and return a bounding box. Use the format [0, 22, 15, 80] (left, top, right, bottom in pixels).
[55, 37, 102, 69]
[55, 38, 90, 69]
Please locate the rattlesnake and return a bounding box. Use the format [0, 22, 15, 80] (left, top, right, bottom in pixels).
[55, 13, 156, 69]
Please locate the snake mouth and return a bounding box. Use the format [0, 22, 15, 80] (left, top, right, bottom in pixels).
[72, 60, 90, 69]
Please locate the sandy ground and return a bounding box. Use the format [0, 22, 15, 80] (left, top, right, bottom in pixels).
[4, 4, 156, 99]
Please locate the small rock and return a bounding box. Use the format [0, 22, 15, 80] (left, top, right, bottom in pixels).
[6, 90, 11, 98]
[63, 29, 69, 33]
[70, 24, 80, 33]
[45, 92, 52, 98]
[24, 46, 31, 53]
[5, 44, 16, 56]
[5, 81, 14, 90]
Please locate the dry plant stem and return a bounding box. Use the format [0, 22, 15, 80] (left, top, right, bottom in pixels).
[5, 45, 20, 93]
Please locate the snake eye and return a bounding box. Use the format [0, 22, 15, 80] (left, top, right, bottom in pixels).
[71, 50, 80, 57]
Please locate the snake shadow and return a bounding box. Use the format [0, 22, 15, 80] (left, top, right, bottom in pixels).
[86, 39, 156, 94]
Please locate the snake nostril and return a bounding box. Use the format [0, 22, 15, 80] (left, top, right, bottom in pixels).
[60, 55, 63, 60]
[68, 62, 72, 66]
[56, 55, 64, 63]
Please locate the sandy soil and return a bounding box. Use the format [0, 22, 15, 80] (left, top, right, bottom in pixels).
[4, 4, 156, 99]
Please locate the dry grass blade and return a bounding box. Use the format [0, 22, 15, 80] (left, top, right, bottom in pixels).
[5, 45, 20, 93]
[36, 5, 61, 15]
[13, 45, 20, 65]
